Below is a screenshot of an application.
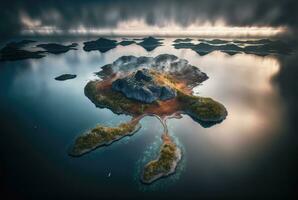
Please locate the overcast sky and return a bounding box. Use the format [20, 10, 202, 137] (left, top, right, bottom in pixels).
[0, 0, 297, 39]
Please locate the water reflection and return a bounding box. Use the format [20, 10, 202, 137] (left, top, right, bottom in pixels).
[0, 37, 287, 198]
[192, 52, 282, 155]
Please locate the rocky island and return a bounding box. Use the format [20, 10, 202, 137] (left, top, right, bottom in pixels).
[83, 38, 118, 53]
[141, 134, 181, 184]
[173, 38, 292, 56]
[0, 40, 79, 61]
[37, 43, 78, 54]
[0, 40, 45, 61]
[137, 37, 163, 51]
[69, 54, 227, 183]
[55, 74, 77, 81]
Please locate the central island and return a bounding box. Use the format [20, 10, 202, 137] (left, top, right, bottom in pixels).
[69, 54, 227, 184]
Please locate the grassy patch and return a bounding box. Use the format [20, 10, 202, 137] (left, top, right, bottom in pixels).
[142, 142, 178, 182]
[71, 121, 138, 155]
[177, 91, 227, 121]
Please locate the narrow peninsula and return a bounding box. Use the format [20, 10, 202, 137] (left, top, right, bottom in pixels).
[70, 119, 141, 156]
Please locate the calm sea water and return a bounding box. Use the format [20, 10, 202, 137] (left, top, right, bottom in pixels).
[0, 37, 294, 199]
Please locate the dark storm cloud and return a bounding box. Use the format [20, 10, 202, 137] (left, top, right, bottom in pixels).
[0, 0, 298, 39]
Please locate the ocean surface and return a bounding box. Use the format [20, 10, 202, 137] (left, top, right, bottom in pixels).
[0, 37, 296, 199]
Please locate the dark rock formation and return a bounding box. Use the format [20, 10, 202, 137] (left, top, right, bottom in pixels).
[37, 43, 78, 54]
[154, 54, 178, 64]
[83, 38, 117, 53]
[134, 69, 152, 81]
[137, 36, 163, 51]
[112, 69, 176, 103]
[55, 74, 77, 81]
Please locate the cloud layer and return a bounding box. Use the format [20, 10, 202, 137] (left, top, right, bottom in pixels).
[1, 0, 298, 39]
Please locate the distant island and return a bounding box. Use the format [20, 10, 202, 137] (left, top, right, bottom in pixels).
[0, 40, 78, 61]
[37, 43, 78, 54]
[173, 38, 293, 56]
[55, 74, 77, 81]
[69, 54, 227, 184]
[0, 40, 45, 61]
[137, 36, 163, 51]
[82, 37, 163, 52]
[0, 38, 292, 62]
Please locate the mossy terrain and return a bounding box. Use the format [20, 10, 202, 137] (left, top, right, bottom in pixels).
[70, 121, 140, 156]
[142, 141, 180, 183]
[84, 71, 227, 122]
[177, 91, 227, 122]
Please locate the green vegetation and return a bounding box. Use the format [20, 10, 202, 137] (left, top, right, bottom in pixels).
[177, 91, 227, 122]
[84, 77, 227, 122]
[71, 121, 139, 156]
[80, 71, 227, 181]
[70, 67, 228, 184]
[142, 142, 179, 183]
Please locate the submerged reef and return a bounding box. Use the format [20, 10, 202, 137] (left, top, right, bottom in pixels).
[69, 54, 227, 184]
